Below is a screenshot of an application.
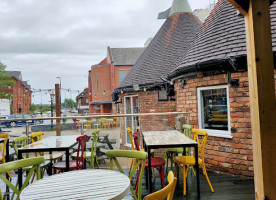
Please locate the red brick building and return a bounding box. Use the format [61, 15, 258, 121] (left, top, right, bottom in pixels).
[114, 0, 201, 148]
[6, 71, 32, 114]
[76, 88, 89, 114]
[114, 0, 276, 177]
[166, 0, 276, 177]
[88, 47, 144, 114]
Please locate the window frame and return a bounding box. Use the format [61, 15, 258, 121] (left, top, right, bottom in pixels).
[119, 70, 127, 84]
[197, 85, 232, 139]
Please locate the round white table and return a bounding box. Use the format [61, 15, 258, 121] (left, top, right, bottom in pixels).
[20, 169, 130, 200]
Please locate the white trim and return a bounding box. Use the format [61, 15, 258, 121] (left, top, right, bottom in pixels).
[197, 85, 232, 138]
[124, 95, 139, 145]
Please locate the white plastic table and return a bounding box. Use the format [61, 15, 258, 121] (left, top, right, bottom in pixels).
[20, 169, 130, 200]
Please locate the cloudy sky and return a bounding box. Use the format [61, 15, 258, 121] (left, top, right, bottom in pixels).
[0, 0, 217, 104]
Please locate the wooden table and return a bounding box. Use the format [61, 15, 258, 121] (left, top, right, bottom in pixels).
[18, 135, 80, 189]
[20, 169, 130, 200]
[142, 130, 200, 198]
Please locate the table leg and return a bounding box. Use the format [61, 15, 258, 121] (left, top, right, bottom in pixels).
[147, 147, 152, 193]
[18, 151, 23, 189]
[65, 149, 69, 172]
[105, 136, 113, 149]
[195, 145, 200, 199]
[144, 140, 148, 190]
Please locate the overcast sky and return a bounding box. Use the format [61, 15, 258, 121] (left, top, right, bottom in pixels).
[0, 0, 217, 104]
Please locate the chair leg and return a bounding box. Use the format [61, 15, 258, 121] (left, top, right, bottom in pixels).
[90, 158, 94, 169]
[156, 166, 165, 188]
[95, 157, 100, 169]
[202, 165, 214, 192]
[181, 165, 187, 195]
[166, 152, 169, 174]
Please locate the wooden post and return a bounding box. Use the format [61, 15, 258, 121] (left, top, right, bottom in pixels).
[55, 84, 61, 136]
[243, 0, 276, 199]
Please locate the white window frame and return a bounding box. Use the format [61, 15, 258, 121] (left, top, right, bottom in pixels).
[124, 95, 139, 146]
[197, 85, 232, 139]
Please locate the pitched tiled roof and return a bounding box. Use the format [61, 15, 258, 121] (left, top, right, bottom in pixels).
[109, 48, 145, 66]
[118, 12, 201, 89]
[169, 0, 276, 79]
[7, 71, 22, 81]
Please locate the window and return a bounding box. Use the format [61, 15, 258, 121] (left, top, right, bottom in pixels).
[124, 95, 139, 146]
[119, 70, 126, 84]
[197, 85, 231, 138]
[96, 73, 99, 92]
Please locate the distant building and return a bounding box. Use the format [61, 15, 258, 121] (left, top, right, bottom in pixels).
[114, 0, 201, 148]
[193, 9, 211, 23]
[5, 71, 32, 114]
[76, 88, 89, 115]
[88, 46, 144, 114]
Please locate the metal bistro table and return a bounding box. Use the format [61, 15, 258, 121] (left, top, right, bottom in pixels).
[18, 135, 80, 189]
[142, 130, 200, 198]
[20, 169, 130, 200]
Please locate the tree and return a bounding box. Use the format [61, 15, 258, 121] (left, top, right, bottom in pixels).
[62, 98, 77, 109]
[0, 61, 14, 99]
[29, 104, 37, 114]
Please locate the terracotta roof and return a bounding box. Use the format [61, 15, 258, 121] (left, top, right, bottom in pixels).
[169, 0, 276, 79]
[118, 12, 201, 89]
[109, 47, 145, 66]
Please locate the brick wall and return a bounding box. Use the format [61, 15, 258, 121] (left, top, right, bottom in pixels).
[118, 90, 177, 151]
[174, 69, 276, 177]
[8, 78, 32, 114]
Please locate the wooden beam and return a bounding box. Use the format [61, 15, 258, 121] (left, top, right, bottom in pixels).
[55, 84, 61, 136]
[243, 0, 276, 199]
[228, 0, 249, 16]
[228, 0, 276, 16]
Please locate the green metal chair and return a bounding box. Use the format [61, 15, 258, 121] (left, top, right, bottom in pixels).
[166, 124, 192, 172]
[72, 130, 100, 169]
[0, 157, 45, 200]
[106, 150, 147, 200]
[12, 136, 51, 189]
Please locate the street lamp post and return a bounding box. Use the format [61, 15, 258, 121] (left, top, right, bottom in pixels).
[56, 77, 61, 115]
[50, 92, 55, 131]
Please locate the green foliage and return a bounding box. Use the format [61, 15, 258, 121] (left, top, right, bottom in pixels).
[29, 104, 37, 113]
[62, 98, 77, 109]
[0, 61, 15, 99]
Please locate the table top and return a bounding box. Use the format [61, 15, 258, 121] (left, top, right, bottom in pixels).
[20, 169, 130, 200]
[18, 135, 80, 151]
[143, 130, 197, 147]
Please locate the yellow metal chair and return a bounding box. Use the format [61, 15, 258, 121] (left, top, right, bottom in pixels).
[174, 129, 214, 195]
[143, 171, 177, 200]
[84, 119, 92, 129]
[101, 118, 109, 129]
[0, 133, 11, 180]
[166, 124, 192, 172]
[127, 128, 155, 179]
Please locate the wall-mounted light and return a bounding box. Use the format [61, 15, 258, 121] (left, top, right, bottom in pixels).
[144, 88, 147, 91]
[181, 79, 187, 88]
[121, 90, 123, 94]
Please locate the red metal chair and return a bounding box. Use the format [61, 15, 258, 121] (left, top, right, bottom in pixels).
[132, 131, 165, 194]
[53, 134, 88, 173]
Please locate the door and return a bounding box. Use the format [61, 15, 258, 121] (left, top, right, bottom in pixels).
[124, 95, 139, 145]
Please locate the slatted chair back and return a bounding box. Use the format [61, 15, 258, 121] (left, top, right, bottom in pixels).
[30, 132, 44, 157]
[192, 129, 208, 163]
[30, 132, 43, 143]
[12, 135, 29, 159]
[106, 150, 147, 200]
[0, 133, 9, 163]
[143, 171, 177, 200]
[91, 130, 100, 156]
[75, 134, 88, 170]
[132, 131, 141, 151]
[183, 124, 192, 137]
[0, 157, 45, 200]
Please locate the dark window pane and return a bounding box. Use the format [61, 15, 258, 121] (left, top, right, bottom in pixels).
[200, 88, 228, 130]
